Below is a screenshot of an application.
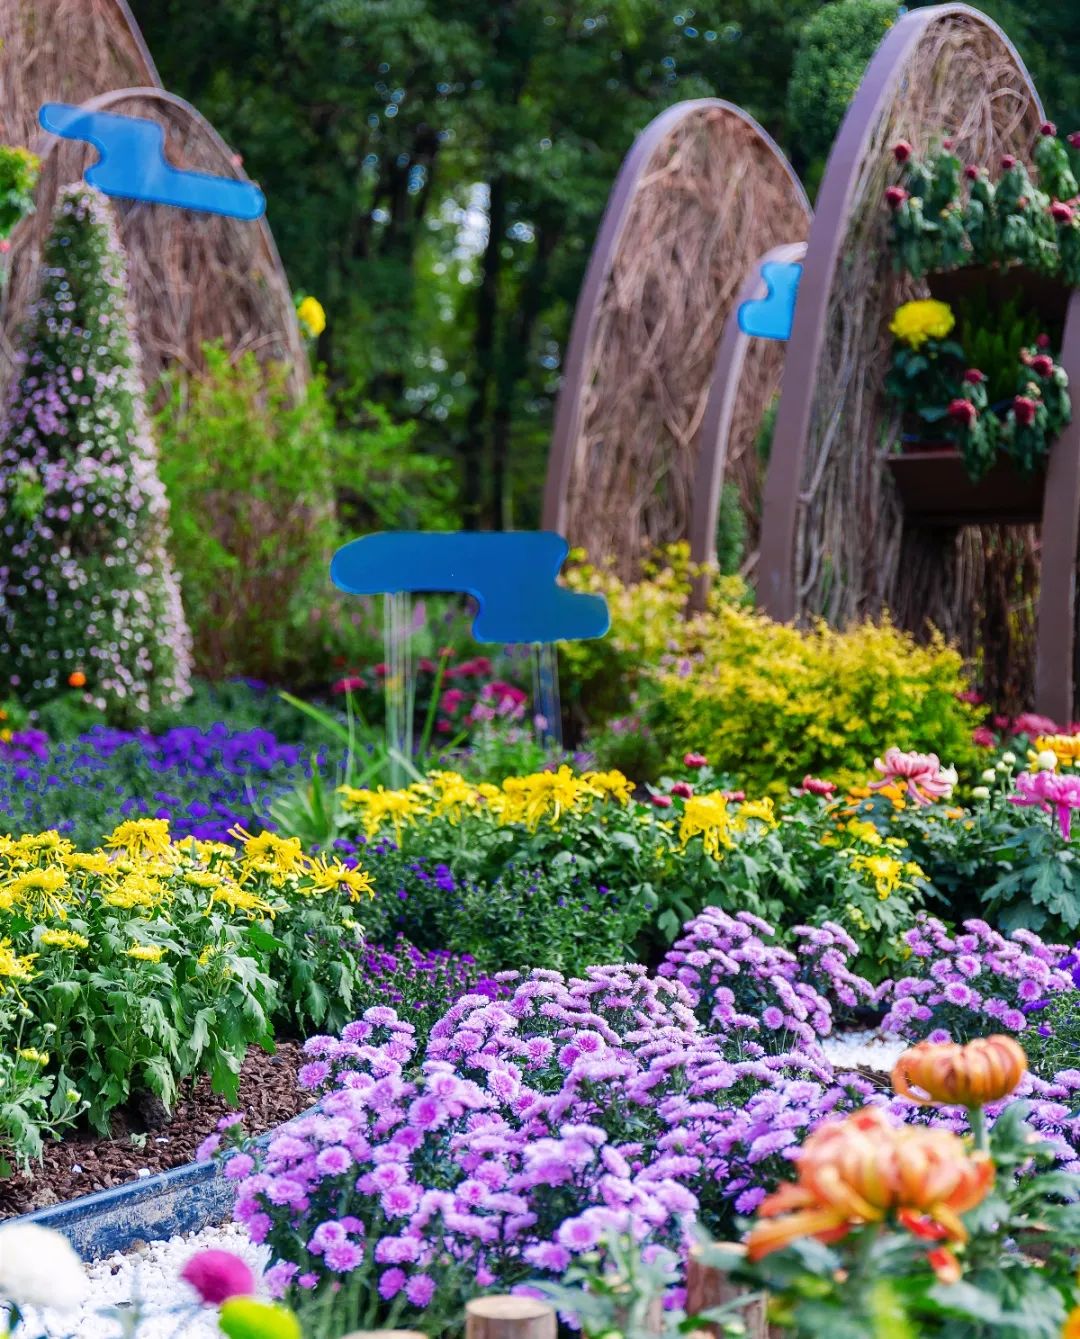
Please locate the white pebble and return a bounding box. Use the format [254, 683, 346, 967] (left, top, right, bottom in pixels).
[18, 1221, 271, 1338]
[824, 1027, 906, 1073]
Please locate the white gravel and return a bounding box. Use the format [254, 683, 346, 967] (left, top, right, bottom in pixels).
[17, 1221, 270, 1338]
[824, 1027, 906, 1073]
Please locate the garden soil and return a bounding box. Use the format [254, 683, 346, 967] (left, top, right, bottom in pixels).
[0, 1040, 305, 1217]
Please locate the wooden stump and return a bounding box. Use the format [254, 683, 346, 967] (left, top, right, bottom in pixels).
[685, 1250, 773, 1339]
[465, 1295, 557, 1339]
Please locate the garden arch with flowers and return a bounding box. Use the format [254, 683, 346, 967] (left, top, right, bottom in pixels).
[542, 98, 811, 579]
[756, 2, 1080, 724]
[0, 0, 307, 403]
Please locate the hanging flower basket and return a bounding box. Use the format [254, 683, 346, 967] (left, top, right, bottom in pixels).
[887, 443, 1046, 526]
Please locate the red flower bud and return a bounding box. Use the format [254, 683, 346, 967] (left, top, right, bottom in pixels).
[948, 398, 978, 426]
[683, 752, 708, 769]
[1070, 131, 1080, 150]
[963, 164, 980, 180]
[0, 239, 10, 254]
[942, 138, 954, 151]
[1037, 332, 1052, 349]
[1051, 200, 1075, 223]
[1041, 121, 1058, 137]
[1032, 353, 1055, 377]
[671, 781, 694, 799]
[893, 140, 913, 163]
[963, 368, 985, 384]
[722, 790, 746, 803]
[1001, 154, 1017, 170]
[884, 185, 909, 210]
[1013, 395, 1038, 426]
[1017, 196, 1029, 209]
[650, 793, 673, 809]
[801, 776, 837, 797]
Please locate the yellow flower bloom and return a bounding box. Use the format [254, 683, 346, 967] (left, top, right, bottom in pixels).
[500, 767, 589, 830]
[848, 851, 914, 900]
[729, 797, 777, 833]
[0, 866, 69, 918]
[297, 295, 326, 337]
[0, 939, 36, 985]
[581, 770, 634, 805]
[889, 298, 955, 349]
[103, 874, 169, 910]
[62, 851, 114, 876]
[1033, 733, 1080, 768]
[106, 819, 174, 860]
[12, 830, 72, 856]
[304, 858, 374, 902]
[38, 929, 89, 951]
[126, 944, 165, 963]
[16, 1047, 48, 1066]
[231, 828, 310, 885]
[208, 884, 275, 918]
[679, 791, 734, 859]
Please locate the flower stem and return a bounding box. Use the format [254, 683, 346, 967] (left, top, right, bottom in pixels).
[968, 1104, 988, 1153]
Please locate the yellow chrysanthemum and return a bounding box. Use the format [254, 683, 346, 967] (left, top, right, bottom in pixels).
[106, 819, 174, 860]
[16, 1047, 48, 1066]
[38, 928, 89, 951]
[103, 873, 169, 910]
[729, 797, 777, 833]
[62, 851, 114, 876]
[126, 944, 165, 963]
[304, 858, 374, 902]
[581, 770, 634, 805]
[335, 787, 427, 839]
[0, 939, 36, 984]
[0, 866, 69, 918]
[230, 828, 309, 885]
[679, 791, 734, 859]
[888, 299, 955, 349]
[1033, 733, 1080, 767]
[297, 295, 326, 337]
[501, 767, 592, 830]
[208, 884, 275, 918]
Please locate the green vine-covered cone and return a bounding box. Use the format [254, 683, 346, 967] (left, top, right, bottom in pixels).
[0, 183, 192, 719]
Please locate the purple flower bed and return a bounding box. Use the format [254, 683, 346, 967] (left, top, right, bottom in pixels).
[877, 913, 1074, 1042]
[0, 722, 319, 845]
[213, 950, 872, 1329]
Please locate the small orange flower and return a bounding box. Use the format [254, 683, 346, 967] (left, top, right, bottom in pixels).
[1064, 1306, 1080, 1339]
[67, 670, 86, 689]
[745, 1108, 993, 1261]
[892, 1036, 1027, 1108]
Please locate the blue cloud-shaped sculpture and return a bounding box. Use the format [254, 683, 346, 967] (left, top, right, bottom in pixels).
[737, 260, 803, 341]
[39, 103, 265, 220]
[331, 531, 610, 644]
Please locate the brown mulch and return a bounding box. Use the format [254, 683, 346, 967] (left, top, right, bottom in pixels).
[0, 1040, 307, 1219]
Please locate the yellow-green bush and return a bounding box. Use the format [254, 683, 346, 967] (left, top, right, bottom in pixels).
[562, 548, 980, 793]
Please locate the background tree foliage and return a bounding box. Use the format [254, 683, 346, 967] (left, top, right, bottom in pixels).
[129, 0, 1080, 529]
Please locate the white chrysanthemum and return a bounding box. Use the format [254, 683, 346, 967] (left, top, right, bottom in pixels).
[0, 1222, 86, 1310]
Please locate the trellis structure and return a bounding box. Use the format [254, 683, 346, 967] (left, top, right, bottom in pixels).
[542, 99, 810, 577]
[0, 0, 305, 400]
[756, 4, 1079, 718]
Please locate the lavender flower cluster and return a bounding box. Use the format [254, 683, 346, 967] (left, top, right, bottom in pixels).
[878, 913, 1073, 1041]
[657, 909, 875, 1056]
[216, 963, 870, 1325]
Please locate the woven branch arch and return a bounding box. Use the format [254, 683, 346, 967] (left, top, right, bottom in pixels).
[0, 0, 159, 149]
[2, 87, 307, 400]
[757, 5, 1058, 709]
[542, 99, 810, 576]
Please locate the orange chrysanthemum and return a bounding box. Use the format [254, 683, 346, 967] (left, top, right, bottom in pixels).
[745, 1108, 993, 1261]
[892, 1036, 1027, 1108]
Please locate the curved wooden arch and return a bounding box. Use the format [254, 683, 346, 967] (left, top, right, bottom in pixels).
[3, 87, 307, 399]
[542, 99, 811, 574]
[756, 4, 1071, 712]
[688, 240, 807, 609]
[0, 0, 160, 147]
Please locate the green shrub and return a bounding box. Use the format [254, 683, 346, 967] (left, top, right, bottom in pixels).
[648, 604, 980, 795]
[0, 184, 192, 721]
[0, 144, 39, 239]
[156, 347, 458, 684]
[787, 0, 899, 172]
[155, 344, 338, 682]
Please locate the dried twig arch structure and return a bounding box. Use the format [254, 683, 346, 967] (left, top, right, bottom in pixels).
[756, 4, 1079, 715]
[0, 0, 158, 148]
[3, 87, 306, 399]
[542, 100, 810, 576]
